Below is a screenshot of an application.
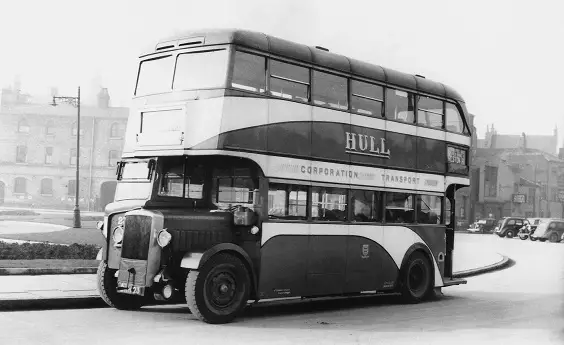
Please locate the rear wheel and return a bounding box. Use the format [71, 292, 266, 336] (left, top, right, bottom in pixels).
[530, 235, 537, 241]
[97, 261, 145, 310]
[185, 253, 251, 324]
[506, 230, 514, 238]
[400, 252, 433, 303]
[549, 232, 559, 243]
[518, 233, 528, 240]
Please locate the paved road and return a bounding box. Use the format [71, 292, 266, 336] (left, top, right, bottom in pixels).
[1, 235, 563, 345]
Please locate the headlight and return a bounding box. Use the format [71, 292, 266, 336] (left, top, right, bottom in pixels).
[157, 229, 172, 247]
[97, 221, 104, 231]
[112, 226, 124, 244]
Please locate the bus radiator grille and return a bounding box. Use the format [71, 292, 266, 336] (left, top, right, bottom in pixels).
[169, 229, 233, 252]
[121, 214, 152, 260]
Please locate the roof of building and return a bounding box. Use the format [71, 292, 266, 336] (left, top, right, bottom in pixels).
[150, 29, 465, 103]
[0, 103, 129, 119]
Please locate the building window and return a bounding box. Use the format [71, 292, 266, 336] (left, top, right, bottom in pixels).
[14, 177, 26, 194]
[268, 183, 308, 220]
[71, 122, 84, 136]
[230, 51, 266, 93]
[417, 96, 444, 129]
[351, 80, 384, 117]
[70, 148, 78, 166]
[46, 120, 55, 135]
[45, 147, 53, 164]
[18, 119, 30, 133]
[269, 60, 309, 102]
[312, 70, 348, 110]
[68, 179, 76, 196]
[108, 150, 120, 167]
[40, 178, 53, 195]
[385, 88, 415, 123]
[484, 166, 498, 197]
[311, 186, 348, 221]
[110, 123, 125, 138]
[16, 145, 27, 163]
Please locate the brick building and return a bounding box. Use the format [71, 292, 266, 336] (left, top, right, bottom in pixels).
[0, 86, 128, 211]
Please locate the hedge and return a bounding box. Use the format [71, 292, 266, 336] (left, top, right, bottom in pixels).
[0, 241, 100, 260]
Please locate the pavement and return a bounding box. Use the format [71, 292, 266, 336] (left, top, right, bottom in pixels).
[0, 233, 511, 311]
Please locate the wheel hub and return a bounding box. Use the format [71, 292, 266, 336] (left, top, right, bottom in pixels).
[208, 272, 237, 309]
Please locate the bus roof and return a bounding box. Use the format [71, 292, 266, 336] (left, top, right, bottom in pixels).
[149, 29, 465, 103]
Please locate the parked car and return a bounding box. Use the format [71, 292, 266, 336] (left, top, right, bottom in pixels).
[468, 218, 497, 233]
[521, 218, 552, 241]
[530, 219, 564, 242]
[494, 217, 527, 238]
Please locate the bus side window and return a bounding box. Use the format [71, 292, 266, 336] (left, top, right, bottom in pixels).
[268, 183, 307, 220]
[231, 51, 266, 93]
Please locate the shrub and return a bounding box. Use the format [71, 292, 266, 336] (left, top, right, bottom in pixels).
[0, 242, 100, 260]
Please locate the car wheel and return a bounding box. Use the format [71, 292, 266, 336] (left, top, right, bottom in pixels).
[549, 232, 559, 243]
[400, 251, 433, 304]
[185, 253, 251, 324]
[97, 261, 145, 310]
[506, 230, 514, 238]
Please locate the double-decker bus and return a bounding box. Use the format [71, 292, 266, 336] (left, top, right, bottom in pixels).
[97, 29, 471, 324]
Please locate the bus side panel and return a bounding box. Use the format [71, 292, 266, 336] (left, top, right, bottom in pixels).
[344, 236, 398, 292]
[306, 234, 347, 296]
[408, 225, 446, 279]
[257, 235, 309, 299]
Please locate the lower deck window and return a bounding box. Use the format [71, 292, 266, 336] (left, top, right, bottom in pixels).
[351, 190, 383, 222]
[416, 195, 443, 224]
[268, 184, 307, 220]
[311, 187, 348, 221]
[385, 193, 414, 223]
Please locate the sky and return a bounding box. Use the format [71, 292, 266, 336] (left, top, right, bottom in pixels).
[1, 0, 563, 140]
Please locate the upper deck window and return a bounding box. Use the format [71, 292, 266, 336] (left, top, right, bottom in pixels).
[351, 80, 384, 117]
[445, 103, 467, 134]
[312, 71, 348, 110]
[269, 60, 309, 102]
[417, 96, 444, 129]
[136, 55, 174, 96]
[231, 51, 266, 93]
[385, 89, 415, 123]
[173, 49, 229, 91]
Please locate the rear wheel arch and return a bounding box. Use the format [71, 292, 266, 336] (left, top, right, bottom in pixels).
[400, 244, 436, 285]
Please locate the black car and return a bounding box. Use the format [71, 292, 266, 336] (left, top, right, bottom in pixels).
[494, 217, 527, 238]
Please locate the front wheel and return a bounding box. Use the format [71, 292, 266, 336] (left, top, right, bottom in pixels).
[518, 234, 528, 240]
[185, 253, 251, 324]
[549, 232, 560, 243]
[400, 252, 433, 303]
[97, 261, 145, 310]
[506, 230, 514, 238]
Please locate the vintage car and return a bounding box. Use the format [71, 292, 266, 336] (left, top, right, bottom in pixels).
[467, 218, 497, 233]
[494, 217, 527, 238]
[530, 219, 564, 242]
[518, 218, 551, 240]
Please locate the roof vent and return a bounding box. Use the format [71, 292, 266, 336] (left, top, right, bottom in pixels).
[315, 46, 329, 52]
[415, 74, 426, 79]
[155, 40, 176, 51]
[179, 36, 204, 47]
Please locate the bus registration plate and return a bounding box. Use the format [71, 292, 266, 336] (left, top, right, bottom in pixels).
[118, 281, 144, 296]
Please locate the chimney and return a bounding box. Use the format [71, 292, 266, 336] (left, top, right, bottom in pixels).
[97, 88, 110, 108]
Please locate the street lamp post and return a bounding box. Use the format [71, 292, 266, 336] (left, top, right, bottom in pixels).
[52, 87, 81, 228]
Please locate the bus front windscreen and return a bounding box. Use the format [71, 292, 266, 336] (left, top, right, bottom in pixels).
[135, 49, 229, 96]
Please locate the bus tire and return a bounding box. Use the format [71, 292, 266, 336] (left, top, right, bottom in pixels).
[97, 261, 145, 310]
[185, 253, 250, 324]
[400, 251, 433, 304]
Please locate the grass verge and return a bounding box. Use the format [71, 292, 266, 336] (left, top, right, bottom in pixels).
[0, 259, 99, 269]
